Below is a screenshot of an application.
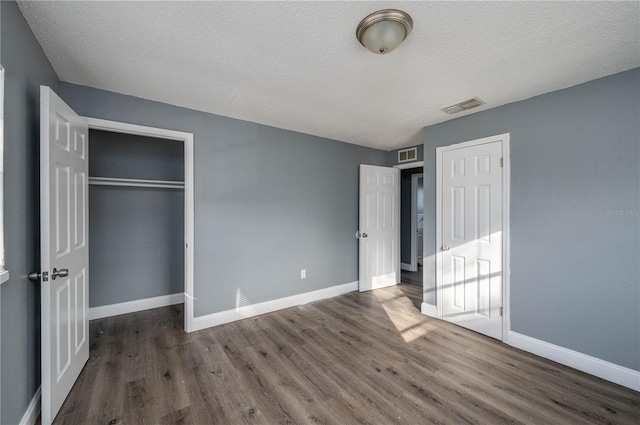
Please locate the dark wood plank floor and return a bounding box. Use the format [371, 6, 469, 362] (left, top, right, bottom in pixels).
[46, 285, 639, 425]
[401, 266, 422, 287]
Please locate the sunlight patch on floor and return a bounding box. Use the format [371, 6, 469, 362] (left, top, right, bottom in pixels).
[373, 288, 432, 343]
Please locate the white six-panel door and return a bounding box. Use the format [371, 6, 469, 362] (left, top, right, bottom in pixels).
[359, 165, 399, 291]
[40, 86, 89, 425]
[439, 139, 504, 340]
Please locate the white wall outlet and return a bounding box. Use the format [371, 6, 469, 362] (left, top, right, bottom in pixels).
[300, 269, 306, 279]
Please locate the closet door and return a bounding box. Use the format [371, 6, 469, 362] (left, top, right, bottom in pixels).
[39, 86, 89, 425]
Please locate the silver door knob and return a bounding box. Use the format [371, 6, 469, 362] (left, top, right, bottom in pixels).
[361, 233, 368, 238]
[442, 245, 450, 251]
[28, 272, 41, 281]
[51, 268, 69, 280]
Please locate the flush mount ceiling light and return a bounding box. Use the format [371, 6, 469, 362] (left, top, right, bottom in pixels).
[356, 9, 413, 54]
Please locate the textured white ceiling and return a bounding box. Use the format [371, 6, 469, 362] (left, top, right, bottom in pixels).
[18, 1, 640, 150]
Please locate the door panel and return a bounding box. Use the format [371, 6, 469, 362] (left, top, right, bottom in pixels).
[440, 140, 503, 339]
[359, 165, 399, 291]
[41, 86, 89, 425]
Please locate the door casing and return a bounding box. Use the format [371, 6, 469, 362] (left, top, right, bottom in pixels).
[82, 117, 196, 332]
[411, 173, 424, 272]
[393, 161, 424, 277]
[435, 134, 511, 340]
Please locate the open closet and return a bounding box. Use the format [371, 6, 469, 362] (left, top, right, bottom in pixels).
[88, 129, 185, 315]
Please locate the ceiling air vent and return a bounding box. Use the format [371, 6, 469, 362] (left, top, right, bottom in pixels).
[398, 147, 418, 163]
[442, 97, 485, 115]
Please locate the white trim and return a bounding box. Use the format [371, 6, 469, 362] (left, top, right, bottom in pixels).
[397, 168, 401, 284]
[184, 127, 195, 333]
[0, 268, 9, 284]
[436, 147, 442, 317]
[410, 173, 423, 272]
[393, 160, 424, 170]
[435, 133, 511, 342]
[393, 162, 423, 280]
[19, 386, 41, 425]
[82, 117, 196, 332]
[88, 176, 184, 189]
[0, 66, 5, 275]
[506, 331, 640, 392]
[191, 281, 358, 332]
[502, 136, 512, 339]
[89, 293, 184, 320]
[83, 117, 190, 141]
[400, 262, 413, 271]
[421, 302, 437, 317]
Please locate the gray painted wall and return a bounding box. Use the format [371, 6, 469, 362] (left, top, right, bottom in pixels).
[89, 130, 184, 307]
[423, 68, 640, 371]
[59, 83, 387, 317]
[1, 2, 60, 423]
[89, 129, 184, 180]
[400, 168, 424, 264]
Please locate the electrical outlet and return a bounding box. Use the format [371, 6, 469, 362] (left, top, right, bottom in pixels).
[300, 269, 306, 279]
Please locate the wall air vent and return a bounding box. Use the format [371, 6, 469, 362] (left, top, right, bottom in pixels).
[398, 147, 418, 163]
[442, 97, 485, 115]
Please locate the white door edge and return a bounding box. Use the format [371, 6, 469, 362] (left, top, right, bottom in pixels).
[393, 160, 424, 170]
[435, 133, 511, 341]
[81, 117, 196, 333]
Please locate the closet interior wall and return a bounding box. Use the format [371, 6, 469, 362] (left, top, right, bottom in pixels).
[88, 130, 185, 308]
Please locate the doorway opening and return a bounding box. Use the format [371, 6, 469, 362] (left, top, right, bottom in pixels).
[83, 118, 195, 332]
[396, 163, 424, 292]
[88, 129, 184, 317]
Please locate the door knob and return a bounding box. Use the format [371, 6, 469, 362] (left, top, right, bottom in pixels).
[361, 233, 368, 238]
[442, 245, 450, 251]
[51, 268, 69, 280]
[28, 272, 41, 281]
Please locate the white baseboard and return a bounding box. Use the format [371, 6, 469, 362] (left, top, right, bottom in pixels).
[191, 281, 358, 332]
[506, 331, 640, 392]
[421, 302, 437, 318]
[400, 262, 413, 271]
[19, 386, 41, 425]
[89, 293, 184, 320]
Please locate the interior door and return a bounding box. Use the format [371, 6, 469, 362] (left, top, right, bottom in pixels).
[40, 86, 89, 425]
[440, 140, 503, 339]
[358, 165, 399, 291]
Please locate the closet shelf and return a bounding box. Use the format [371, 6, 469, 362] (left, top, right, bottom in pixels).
[88, 176, 185, 189]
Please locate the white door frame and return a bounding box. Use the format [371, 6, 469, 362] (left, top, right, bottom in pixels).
[393, 161, 424, 277]
[394, 161, 424, 171]
[435, 134, 511, 340]
[82, 117, 196, 333]
[410, 173, 424, 272]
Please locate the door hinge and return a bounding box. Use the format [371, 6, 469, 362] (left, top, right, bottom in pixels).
[500, 158, 504, 168]
[499, 306, 503, 316]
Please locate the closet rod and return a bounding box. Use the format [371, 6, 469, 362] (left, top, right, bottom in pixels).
[88, 176, 185, 189]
